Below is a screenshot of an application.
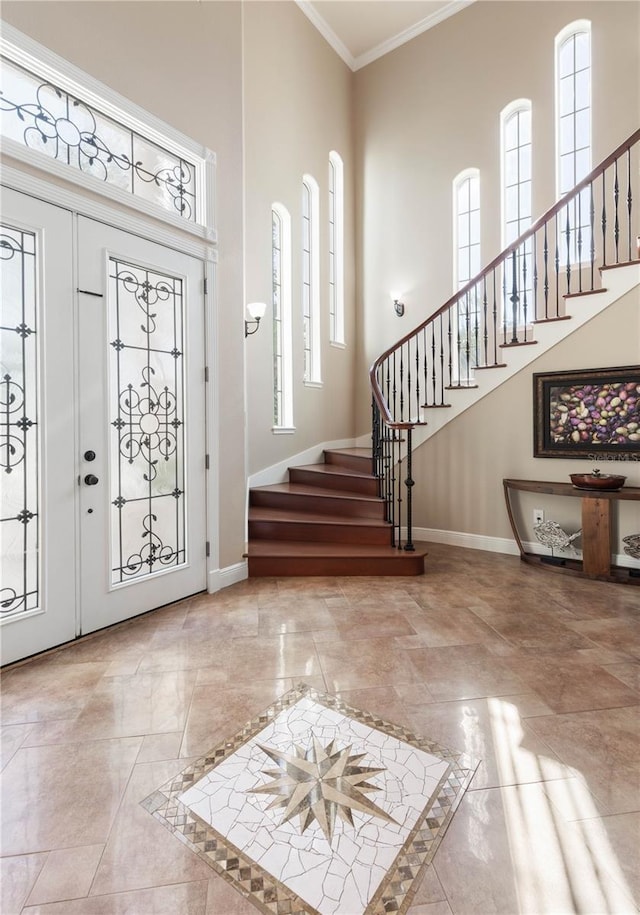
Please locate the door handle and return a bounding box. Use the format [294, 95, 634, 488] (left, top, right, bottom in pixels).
[84, 474, 99, 486]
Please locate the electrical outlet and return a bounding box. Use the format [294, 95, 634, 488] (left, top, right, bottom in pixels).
[533, 508, 544, 525]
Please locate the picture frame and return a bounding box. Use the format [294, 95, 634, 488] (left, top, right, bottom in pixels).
[533, 366, 640, 459]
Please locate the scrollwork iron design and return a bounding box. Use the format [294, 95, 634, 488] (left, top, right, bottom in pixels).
[1, 59, 196, 220]
[110, 259, 186, 583]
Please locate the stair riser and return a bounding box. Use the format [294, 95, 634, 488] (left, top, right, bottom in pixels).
[248, 519, 391, 545]
[250, 490, 386, 519]
[324, 452, 374, 473]
[248, 555, 426, 577]
[288, 468, 378, 496]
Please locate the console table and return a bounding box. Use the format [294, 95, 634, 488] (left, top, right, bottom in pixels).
[503, 478, 640, 585]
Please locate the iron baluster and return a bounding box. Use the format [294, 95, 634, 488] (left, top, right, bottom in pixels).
[415, 336, 420, 421]
[510, 249, 519, 343]
[627, 148, 633, 262]
[395, 439, 402, 549]
[439, 316, 445, 404]
[430, 324, 436, 406]
[543, 222, 549, 319]
[577, 192, 583, 292]
[492, 270, 498, 365]
[564, 206, 571, 294]
[482, 276, 488, 366]
[392, 352, 397, 424]
[403, 427, 415, 552]
[502, 266, 508, 345]
[614, 157, 620, 263]
[522, 245, 528, 338]
[601, 170, 607, 267]
[464, 293, 471, 383]
[554, 214, 560, 317]
[399, 348, 404, 422]
[447, 306, 453, 388]
[532, 233, 538, 322]
[590, 182, 595, 290]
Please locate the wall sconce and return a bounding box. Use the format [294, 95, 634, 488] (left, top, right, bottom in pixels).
[245, 301, 267, 337]
[391, 292, 405, 317]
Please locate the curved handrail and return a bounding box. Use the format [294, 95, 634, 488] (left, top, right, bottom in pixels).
[370, 127, 640, 426]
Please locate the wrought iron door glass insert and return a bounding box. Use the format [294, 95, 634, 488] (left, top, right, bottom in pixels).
[109, 258, 186, 584]
[0, 226, 40, 618]
[0, 57, 197, 221]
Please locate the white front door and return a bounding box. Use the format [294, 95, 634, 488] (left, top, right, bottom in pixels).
[1, 190, 77, 662]
[1, 191, 207, 664]
[77, 217, 207, 634]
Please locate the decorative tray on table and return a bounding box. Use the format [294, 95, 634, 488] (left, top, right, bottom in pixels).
[569, 469, 626, 491]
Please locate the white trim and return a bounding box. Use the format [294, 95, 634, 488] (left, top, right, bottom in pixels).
[248, 437, 356, 488]
[208, 560, 248, 593]
[272, 426, 296, 435]
[328, 151, 345, 346]
[272, 202, 294, 429]
[1, 165, 216, 262]
[353, 1, 475, 71]
[302, 174, 322, 385]
[0, 24, 216, 233]
[295, 1, 356, 70]
[411, 527, 638, 571]
[295, 0, 475, 72]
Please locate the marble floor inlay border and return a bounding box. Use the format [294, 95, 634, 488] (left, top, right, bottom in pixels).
[142, 683, 479, 915]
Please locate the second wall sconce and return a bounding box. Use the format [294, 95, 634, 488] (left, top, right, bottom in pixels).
[391, 292, 405, 317]
[245, 301, 267, 337]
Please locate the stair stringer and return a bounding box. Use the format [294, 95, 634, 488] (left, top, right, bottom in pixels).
[357, 263, 640, 452]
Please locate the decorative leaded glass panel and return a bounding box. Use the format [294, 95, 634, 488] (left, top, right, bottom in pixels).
[1, 225, 40, 617]
[109, 259, 186, 584]
[0, 57, 197, 221]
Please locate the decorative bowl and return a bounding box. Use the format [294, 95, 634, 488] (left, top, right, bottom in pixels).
[570, 472, 626, 491]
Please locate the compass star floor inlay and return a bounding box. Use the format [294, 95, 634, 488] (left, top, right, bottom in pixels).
[142, 683, 479, 915]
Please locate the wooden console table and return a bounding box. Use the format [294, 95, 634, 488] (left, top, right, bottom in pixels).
[503, 478, 640, 585]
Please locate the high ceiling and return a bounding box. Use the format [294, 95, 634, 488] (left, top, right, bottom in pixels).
[297, 0, 474, 70]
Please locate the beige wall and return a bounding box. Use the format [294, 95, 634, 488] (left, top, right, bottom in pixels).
[1, 1, 247, 568]
[243, 1, 357, 475]
[354, 1, 640, 432]
[410, 286, 640, 546]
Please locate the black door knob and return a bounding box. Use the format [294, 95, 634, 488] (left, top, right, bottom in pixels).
[84, 450, 96, 462]
[84, 474, 99, 486]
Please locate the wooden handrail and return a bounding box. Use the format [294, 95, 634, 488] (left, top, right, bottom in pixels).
[370, 127, 640, 425]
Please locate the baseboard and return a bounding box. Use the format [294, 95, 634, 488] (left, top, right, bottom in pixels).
[208, 560, 248, 593]
[410, 527, 638, 569]
[248, 437, 357, 488]
[411, 526, 520, 556]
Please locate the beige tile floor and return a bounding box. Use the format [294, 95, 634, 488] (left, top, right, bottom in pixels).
[1, 543, 639, 914]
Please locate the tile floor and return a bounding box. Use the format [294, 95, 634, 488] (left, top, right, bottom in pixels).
[1, 543, 639, 914]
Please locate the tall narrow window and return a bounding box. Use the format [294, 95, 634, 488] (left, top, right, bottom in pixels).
[453, 169, 480, 380]
[328, 151, 345, 346]
[556, 20, 591, 263]
[302, 175, 321, 385]
[501, 101, 533, 325]
[271, 204, 293, 430]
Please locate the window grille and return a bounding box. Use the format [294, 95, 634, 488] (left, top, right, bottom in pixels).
[302, 175, 321, 384]
[271, 204, 293, 430]
[502, 102, 533, 325]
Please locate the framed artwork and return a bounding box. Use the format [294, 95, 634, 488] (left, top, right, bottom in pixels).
[533, 366, 640, 458]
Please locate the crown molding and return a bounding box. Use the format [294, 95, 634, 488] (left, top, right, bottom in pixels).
[353, 0, 475, 71]
[295, 1, 356, 70]
[297, 0, 474, 73]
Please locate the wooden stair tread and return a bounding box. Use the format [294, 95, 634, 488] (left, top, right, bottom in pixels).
[249, 507, 388, 527]
[325, 447, 373, 458]
[291, 463, 375, 480]
[247, 540, 428, 558]
[252, 483, 384, 503]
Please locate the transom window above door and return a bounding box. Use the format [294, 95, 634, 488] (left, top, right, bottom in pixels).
[0, 24, 215, 234]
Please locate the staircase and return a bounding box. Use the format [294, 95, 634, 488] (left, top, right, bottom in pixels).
[247, 130, 639, 577]
[247, 448, 427, 576]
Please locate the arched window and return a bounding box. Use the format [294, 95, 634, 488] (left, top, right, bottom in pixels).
[271, 203, 293, 430]
[328, 151, 345, 346]
[302, 175, 321, 384]
[556, 20, 591, 263]
[501, 100, 532, 325]
[453, 169, 480, 380]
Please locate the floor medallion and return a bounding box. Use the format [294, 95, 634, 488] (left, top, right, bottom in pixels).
[142, 683, 478, 915]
